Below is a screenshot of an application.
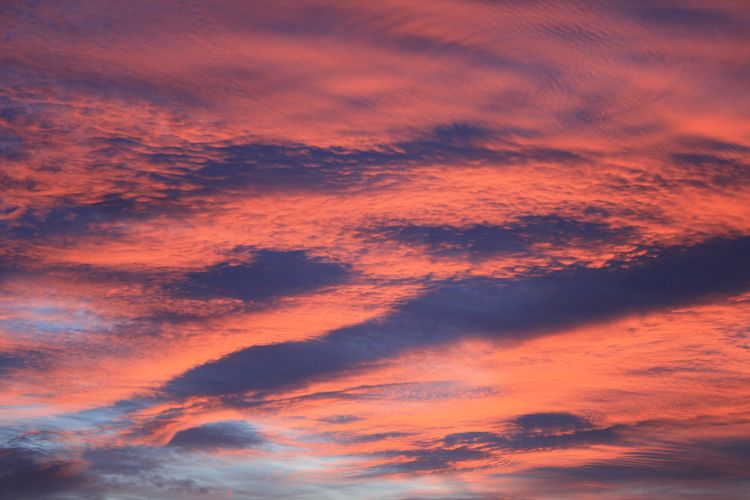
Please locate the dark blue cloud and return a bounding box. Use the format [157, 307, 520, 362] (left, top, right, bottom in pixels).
[365, 446, 490, 475]
[0, 353, 26, 376]
[80, 445, 216, 497]
[166, 421, 264, 450]
[0, 124, 585, 249]
[0, 255, 20, 281]
[364, 413, 623, 476]
[511, 412, 593, 433]
[630, 6, 745, 36]
[0, 447, 90, 499]
[375, 215, 628, 257]
[512, 433, 750, 496]
[3, 197, 139, 240]
[0, 172, 35, 192]
[444, 412, 623, 451]
[0, 350, 43, 377]
[0, 129, 25, 161]
[176, 250, 350, 302]
[315, 431, 411, 445]
[1, 55, 207, 109]
[0, 121, 584, 251]
[429, 122, 496, 144]
[669, 151, 750, 188]
[528, 446, 746, 485]
[240, 3, 561, 85]
[189, 133, 582, 194]
[164, 236, 750, 398]
[367, 419, 750, 480]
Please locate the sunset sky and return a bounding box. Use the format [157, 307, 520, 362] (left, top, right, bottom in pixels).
[1, 1, 750, 498]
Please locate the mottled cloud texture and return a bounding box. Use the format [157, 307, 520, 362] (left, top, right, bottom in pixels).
[1, 1, 750, 498]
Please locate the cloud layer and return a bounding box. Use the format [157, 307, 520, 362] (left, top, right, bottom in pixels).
[1, 0, 750, 498]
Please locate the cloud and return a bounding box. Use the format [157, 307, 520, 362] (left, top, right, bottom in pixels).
[3, 197, 140, 240]
[84, 445, 165, 477]
[78, 445, 218, 498]
[0, 353, 27, 376]
[316, 431, 411, 445]
[175, 250, 350, 302]
[0, 441, 223, 499]
[364, 413, 623, 477]
[527, 441, 750, 487]
[0, 54, 206, 110]
[669, 152, 750, 189]
[0, 129, 25, 161]
[2, 0, 750, 497]
[0, 122, 586, 247]
[375, 215, 629, 257]
[164, 236, 750, 398]
[364, 417, 750, 480]
[511, 412, 593, 433]
[366, 446, 491, 476]
[501, 432, 750, 497]
[76, 127, 539, 202]
[318, 415, 362, 425]
[0, 350, 44, 376]
[0, 447, 90, 500]
[444, 412, 624, 452]
[629, 5, 745, 36]
[166, 420, 264, 451]
[187, 131, 583, 194]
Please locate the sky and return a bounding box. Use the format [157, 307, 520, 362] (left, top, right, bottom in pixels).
[1, 0, 750, 498]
